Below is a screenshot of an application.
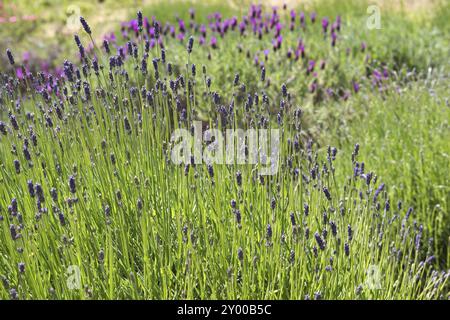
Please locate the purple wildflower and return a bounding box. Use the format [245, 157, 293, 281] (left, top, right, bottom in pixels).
[13, 159, 20, 174]
[236, 171, 242, 186]
[187, 36, 194, 54]
[27, 180, 35, 197]
[18, 262, 25, 273]
[290, 212, 296, 226]
[322, 17, 329, 33]
[344, 242, 350, 256]
[210, 36, 217, 49]
[353, 81, 360, 93]
[373, 183, 385, 203]
[323, 187, 332, 201]
[80, 17, 92, 35]
[314, 232, 326, 250]
[348, 225, 353, 241]
[237, 247, 244, 261]
[69, 175, 76, 194]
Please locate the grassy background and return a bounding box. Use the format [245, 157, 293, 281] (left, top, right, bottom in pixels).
[0, 0, 449, 299]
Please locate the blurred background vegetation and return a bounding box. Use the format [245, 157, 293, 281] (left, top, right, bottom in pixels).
[1, 0, 448, 73]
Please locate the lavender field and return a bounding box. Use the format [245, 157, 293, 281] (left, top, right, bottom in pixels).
[0, 0, 449, 300]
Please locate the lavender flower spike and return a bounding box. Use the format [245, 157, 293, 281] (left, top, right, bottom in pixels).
[6, 49, 15, 65]
[80, 17, 92, 35]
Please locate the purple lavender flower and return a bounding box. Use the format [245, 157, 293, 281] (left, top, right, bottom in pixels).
[322, 17, 329, 33]
[281, 83, 287, 97]
[331, 32, 337, 46]
[153, 21, 160, 39]
[266, 224, 273, 239]
[137, 11, 143, 32]
[425, 256, 435, 265]
[69, 175, 76, 194]
[236, 171, 242, 186]
[314, 232, 326, 250]
[18, 262, 25, 273]
[210, 36, 217, 49]
[179, 19, 186, 33]
[330, 221, 337, 236]
[6, 48, 15, 65]
[124, 116, 131, 133]
[373, 183, 385, 203]
[35, 183, 44, 202]
[10, 198, 18, 214]
[304, 203, 309, 216]
[59, 212, 66, 226]
[0, 121, 6, 135]
[235, 209, 241, 224]
[361, 42, 367, 52]
[233, 73, 240, 86]
[344, 242, 350, 256]
[13, 159, 20, 174]
[187, 36, 194, 54]
[104, 205, 111, 217]
[348, 225, 353, 241]
[290, 212, 296, 226]
[50, 188, 58, 202]
[27, 180, 35, 197]
[290, 250, 295, 264]
[406, 207, 413, 220]
[141, 58, 147, 75]
[10, 288, 18, 300]
[9, 114, 19, 130]
[385, 199, 390, 212]
[299, 12, 305, 26]
[415, 225, 423, 251]
[353, 81, 360, 93]
[336, 15, 341, 31]
[74, 34, 85, 58]
[290, 9, 296, 22]
[261, 66, 266, 82]
[307, 60, 315, 74]
[237, 247, 244, 261]
[354, 143, 360, 156]
[322, 187, 332, 201]
[80, 17, 92, 35]
[207, 164, 214, 179]
[99, 249, 105, 263]
[10, 224, 17, 240]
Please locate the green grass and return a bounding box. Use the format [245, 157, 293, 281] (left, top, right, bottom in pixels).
[329, 81, 450, 269]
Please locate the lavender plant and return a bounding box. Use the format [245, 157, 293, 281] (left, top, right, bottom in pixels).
[0, 4, 448, 300]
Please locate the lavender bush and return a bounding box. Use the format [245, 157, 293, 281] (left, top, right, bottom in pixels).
[0, 2, 448, 300]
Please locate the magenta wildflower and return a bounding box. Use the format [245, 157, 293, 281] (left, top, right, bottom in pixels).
[210, 36, 217, 49]
[322, 17, 329, 33]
